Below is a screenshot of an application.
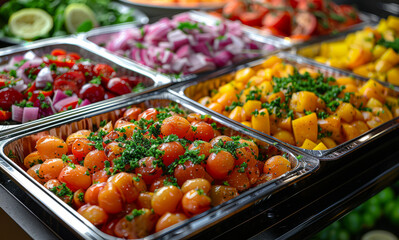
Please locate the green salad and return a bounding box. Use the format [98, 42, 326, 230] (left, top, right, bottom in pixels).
[0, 0, 136, 40]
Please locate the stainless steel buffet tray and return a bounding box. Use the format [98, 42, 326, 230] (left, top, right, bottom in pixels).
[0, 91, 318, 240]
[169, 52, 399, 160]
[81, 11, 291, 82]
[0, 37, 171, 133]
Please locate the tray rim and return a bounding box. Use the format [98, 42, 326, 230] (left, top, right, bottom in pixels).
[0, 37, 171, 135]
[168, 52, 399, 160]
[0, 91, 319, 240]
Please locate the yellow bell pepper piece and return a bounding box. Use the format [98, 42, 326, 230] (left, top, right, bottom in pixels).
[313, 142, 328, 150]
[301, 139, 317, 150]
[251, 109, 270, 135]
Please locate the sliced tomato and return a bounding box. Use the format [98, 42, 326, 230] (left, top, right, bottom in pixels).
[55, 71, 86, 89]
[51, 49, 67, 56]
[24, 82, 37, 98]
[293, 12, 317, 36]
[53, 79, 79, 94]
[289, 0, 302, 9]
[297, 0, 324, 11]
[104, 91, 117, 100]
[239, 5, 269, 27]
[0, 110, 11, 121]
[67, 52, 81, 61]
[222, 0, 246, 20]
[263, 11, 292, 36]
[59, 100, 79, 112]
[93, 64, 116, 85]
[72, 62, 94, 81]
[338, 5, 361, 27]
[0, 88, 24, 110]
[28, 90, 53, 102]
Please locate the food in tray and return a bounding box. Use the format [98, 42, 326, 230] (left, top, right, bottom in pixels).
[102, 13, 276, 75]
[302, 16, 399, 85]
[212, 0, 361, 41]
[196, 56, 399, 150]
[0, 49, 145, 123]
[20, 103, 293, 237]
[127, 0, 226, 7]
[0, 0, 136, 40]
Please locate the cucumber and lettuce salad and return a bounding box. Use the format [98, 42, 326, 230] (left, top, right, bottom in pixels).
[0, 0, 135, 40]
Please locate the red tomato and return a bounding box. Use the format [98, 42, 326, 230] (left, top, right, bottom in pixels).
[53, 79, 79, 94]
[58, 165, 92, 192]
[338, 5, 361, 27]
[158, 141, 185, 166]
[222, 0, 246, 20]
[47, 55, 76, 68]
[72, 62, 94, 81]
[0, 110, 11, 121]
[135, 157, 163, 185]
[107, 77, 132, 95]
[120, 76, 140, 88]
[28, 90, 53, 103]
[79, 83, 105, 103]
[138, 108, 158, 121]
[292, 12, 317, 36]
[51, 49, 67, 56]
[239, 11, 265, 27]
[93, 64, 116, 85]
[104, 91, 117, 100]
[297, 0, 324, 11]
[263, 11, 292, 36]
[55, 71, 86, 89]
[0, 88, 24, 110]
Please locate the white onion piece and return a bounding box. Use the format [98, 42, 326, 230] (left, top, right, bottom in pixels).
[35, 67, 53, 88]
[23, 51, 37, 60]
[12, 79, 27, 92]
[22, 107, 39, 123]
[11, 105, 23, 122]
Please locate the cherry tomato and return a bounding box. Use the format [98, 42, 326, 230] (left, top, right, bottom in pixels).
[120, 76, 140, 88]
[186, 113, 212, 123]
[0, 88, 24, 110]
[160, 115, 190, 138]
[104, 142, 125, 162]
[181, 189, 211, 216]
[107, 77, 132, 95]
[27, 164, 46, 184]
[73, 189, 86, 209]
[92, 170, 109, 184]
[239, 11, 266, 27]
[123, 107, 142, 121]
[263, 11, 292, 36]
[51, 49, 67, 56]
[84, 149, 107, 174]
[72, 62, 94, 81]
[47, 55, 76, 68]
[109, 172, 139, 203]
[58, 165, 92, 191]
[222, 0, 246, 20]
[149, 176, 168, 192]
[155, 212, 188, 232]
[104, 91, 117, 100]
[78, 204, 108, 226]
[53, 79, 79, 94]
[36, 135, 68, 160]
[158, 141, 185, 166]
[72, 138, 95, 161]
[55, 71, 86, 89]
[297, 0, 324, 11]
[79, 83, 105, 103]
[191, 121, 214, 142]
[98, 182, 124, 214]
[66, 132, 90, 153]
[135, 157, 163, 185]
[138, 108, 158, 121]
[23, 151, 43, 169]
[263, 155, 291, 179]
[226, 168, 250, 192]
[181, 178, 211, 195]
[39, 158, 64, 182]
[210, 136, 233, 147]
[137, 192, 153, 209]
[188, 141, 212, 159]
[209, 185, 239, 206]
[151, 185, 183, 215]
[114, 209, 157, 239]
[206, 150, 235, 180]
[174, 161, 211, 186]
[85, 182, 107, 205]
[93, 64, 116, 85]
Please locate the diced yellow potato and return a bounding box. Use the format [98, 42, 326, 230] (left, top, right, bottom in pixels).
[229, 106, 244, 122]
[387, 15, 399, 32]
[278, 117, 292, 132]
[342, 123, 360, 141]
[290, 91, 318, 113]
[367, 116, 384, 128]
[274, 130, 295, 146]
[335, 103, 356, 123]
[385, 96, 399, 109]
[321, 137, 337, 149]
[373, 45, 387, 60]
[336, 77, 357, 86]
[243, 100, 262, 120]
[292, 113, 318, 146]
[235, 67, 255, 83]
[251, 109, 270, 135]
[376, 19, 389, 33]
[380, 48, 399, 65]
[375, 59, 393, 73]
[387, 67, 399, 85]
[372, 106, 393, 122]
[351, 121, 369, 135]
[318, 116, 342, 142]
[366, 97, 383, 108]
[262, 56, 282, 68]
[301, 139, 317, 150]
[313, 142, 328, 150]
[329, 42, 349, 58]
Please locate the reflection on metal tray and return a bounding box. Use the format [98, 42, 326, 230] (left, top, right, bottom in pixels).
[0, 2, 149, 46]
[0, 37, 171, 134]
[0, 91, 318, 240]
[169, 52, 399, 160]
[81, 11, 291, 83]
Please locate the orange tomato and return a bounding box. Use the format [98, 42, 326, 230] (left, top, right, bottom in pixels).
[155, 213, 188, 232]
[263, 156, 291, 179]
[58, 165, 92, 191]
[151, 186, 183, 215]
[36, 136, 68, 160]
[181, 189, 211, 216]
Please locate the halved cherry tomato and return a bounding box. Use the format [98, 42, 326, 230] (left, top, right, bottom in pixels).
[0, 88, 24, 110]
[55, 71, 86, 89]
[79, 83, 105, 103]
[222, 0, 246, 21]
[53, 79, 79, 94]
[292, 12, 317, 36]
[51, 49, 67, 56]
[239, 11, 266, 27]
[93, 64, 116, 85]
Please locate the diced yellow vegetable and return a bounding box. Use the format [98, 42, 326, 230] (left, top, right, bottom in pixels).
[387, 15, 399, 32]
[314, 56, 327, 64]
[336, 77, 357, 86]
[366, 97, 383, 108]
[321, 137, 337, 149]
[318, 116, 342, 142]
[376, 19, 389, 33]
[329, 42, 349, 58]
[235, 68, 255, 83]
[216, 92, 238, 109]
[301, 139, 317, 150]
[229, 106, 244, 122]
[251, 109, 270, 135]
[241, 121, 252, 128]
[313, 142, 328, 150]
[342, 123, 360, 141]
[347, 47, 372, 69]
[274, 130, 295, 146]
[386, 96, 399, 108]
[380, 48, 399, 65]
[243, 100, 262, 120]
[372, 106, 393, 122]
[367, 116, 384, 128]
[387, 67, 399, 85]
[262, 56, 282, 68]
[198, 96, 211, 106]
[278, 117, 292, 132]
[375, 59, 393, 73]
[289, 91, 318, 113]
[335, 103, 356, 123]
[351, 121, 369, 135]
[373, 45, 387, 60]
[292, 113, 318, 146]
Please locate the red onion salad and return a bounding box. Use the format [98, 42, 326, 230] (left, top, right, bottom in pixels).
[0, 49, 145, 123]
[104, 13, 276, 75]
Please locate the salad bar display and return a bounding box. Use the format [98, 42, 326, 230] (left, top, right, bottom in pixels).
[0, 0, 399, 239]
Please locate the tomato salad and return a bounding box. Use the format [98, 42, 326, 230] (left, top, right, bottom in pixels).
[21, 103, 293, 238]
[214, 0, 361, 41]
[0, 49, 145, 123]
